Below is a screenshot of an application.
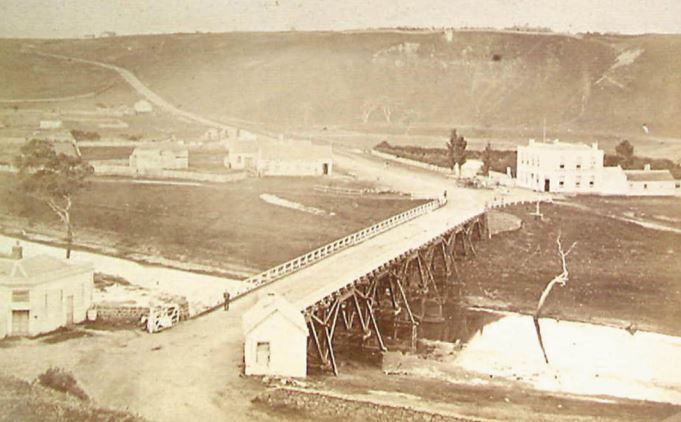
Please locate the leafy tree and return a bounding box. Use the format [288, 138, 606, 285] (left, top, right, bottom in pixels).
[446, 129, 467, 176]
[14, 139, 93, 259]
[615, 140, 634, 168]
[481, 142, 493, 176]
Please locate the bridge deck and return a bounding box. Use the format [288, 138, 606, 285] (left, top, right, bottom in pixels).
[265, 202, 487, 311]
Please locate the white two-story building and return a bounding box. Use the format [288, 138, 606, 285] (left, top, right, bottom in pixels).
[517, 139, 604, 193]
[516, 139, 680, 196]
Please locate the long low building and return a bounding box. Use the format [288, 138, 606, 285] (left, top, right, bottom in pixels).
[517, 139, 680, 196]
[226, 139, 333, 177]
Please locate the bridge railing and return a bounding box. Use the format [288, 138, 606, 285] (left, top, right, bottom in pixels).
[484, 195, 551, 211]
[245, 197, 446, 288]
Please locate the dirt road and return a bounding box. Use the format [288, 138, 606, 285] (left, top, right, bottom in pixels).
[28, 49, 242, 132]
[0, 150, 540, 421]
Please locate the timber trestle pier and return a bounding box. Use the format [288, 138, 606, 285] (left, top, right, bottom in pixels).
[304, 212, 490, 375]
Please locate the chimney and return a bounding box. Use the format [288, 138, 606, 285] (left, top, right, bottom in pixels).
[591, 142, 598, 150]
[10, 241, 22, 260]
[644, 163, 651, 171]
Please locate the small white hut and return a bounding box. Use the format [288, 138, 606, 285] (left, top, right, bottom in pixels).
[242, 293, 308, 378]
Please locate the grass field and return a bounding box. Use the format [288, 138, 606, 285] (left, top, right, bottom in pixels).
[459, 202, 681, 336]
[0, 375, 143, 422]
[572, 195, 681, 230]
[0, 174, 422, 273]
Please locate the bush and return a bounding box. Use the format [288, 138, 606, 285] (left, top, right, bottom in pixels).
[37, 367, 89, 401]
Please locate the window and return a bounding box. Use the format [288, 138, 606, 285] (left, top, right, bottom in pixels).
[559, 180, 565, 187]
[644, 184, 648, 189]
[575, 181, 581, 188]
[676, 183, 680, 189]
[576, 157, 582, 169]
[12, 290, 29, 302]
[589, 180, 595, 187]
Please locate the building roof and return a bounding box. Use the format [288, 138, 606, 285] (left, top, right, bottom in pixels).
[132, 143, 188, 154]
[230, 140, 260, 155]
[33, 130, 75, 143]
[242, 293, 307, 335]
[522, 139, 596, 151]
[0, 255, 92, 287]
[624, 169, 675, 182]
[53, 141, 80, 158]
[260, 141, 332, 161]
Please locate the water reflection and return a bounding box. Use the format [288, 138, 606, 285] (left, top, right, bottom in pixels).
[453, 312, 681, 405]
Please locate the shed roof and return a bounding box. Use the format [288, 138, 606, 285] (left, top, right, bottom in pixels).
[260, 142, 332, 161]
[624, 169, 675, 182]
[0, 255, 92, 287]
[242, 293, 307, 335]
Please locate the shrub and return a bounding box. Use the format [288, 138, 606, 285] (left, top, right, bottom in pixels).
[37, 367, 89, 401]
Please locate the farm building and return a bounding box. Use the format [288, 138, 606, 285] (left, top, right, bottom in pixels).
[39, 120, 62, 129]
[226, 139, 333, 176]
[516, 139, 680, 196]
[134, 100, 153, 113]
[624, 165, 678, 196]
[129, 143, 189, 170]
[0, 245, 94, 338]
[242, 293, 307, 378]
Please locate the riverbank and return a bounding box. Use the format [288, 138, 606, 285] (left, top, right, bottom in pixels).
[458, 201, 681, 337]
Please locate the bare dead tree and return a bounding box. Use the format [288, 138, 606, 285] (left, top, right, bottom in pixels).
[533, 231, 577, 364]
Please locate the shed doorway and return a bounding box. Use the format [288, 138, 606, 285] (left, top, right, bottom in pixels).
[11, 310, 29, 336]
[256, 342, 271, 368]
[66, 296, 74, 325]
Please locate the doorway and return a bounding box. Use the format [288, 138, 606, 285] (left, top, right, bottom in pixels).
[256, 341, 271, 368]
[544, 179, 550, 192]
[66, 296, 74, 325]
[11, 310, 29, 336]
[322, 163, 329, 175]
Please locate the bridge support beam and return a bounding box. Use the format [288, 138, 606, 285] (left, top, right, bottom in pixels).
[305, 213, 490, 375]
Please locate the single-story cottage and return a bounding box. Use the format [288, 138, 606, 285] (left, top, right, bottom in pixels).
[243, 293, 308, 378]
[624, 165, 678, 196]
[226, 139, 333, 177]
[129, 143, 189, 170]
[0, 245, 94, 338]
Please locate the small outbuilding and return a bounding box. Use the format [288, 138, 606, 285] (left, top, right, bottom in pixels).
[134, 100, 153, 114]
[242, 293, 308, 378]
[0, 245, 94, 338]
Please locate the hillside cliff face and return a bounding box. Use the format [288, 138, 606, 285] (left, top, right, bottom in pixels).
[14, 31, 681, 137]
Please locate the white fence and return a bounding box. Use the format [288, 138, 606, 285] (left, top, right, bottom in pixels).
[244, 197, 446, 288]
[91, 160, 247, 183]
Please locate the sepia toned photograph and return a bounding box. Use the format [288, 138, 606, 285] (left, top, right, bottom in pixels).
[0, 1, 680, 421]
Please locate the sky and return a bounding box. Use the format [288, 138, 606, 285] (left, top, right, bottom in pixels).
[0, 0, 680, 38]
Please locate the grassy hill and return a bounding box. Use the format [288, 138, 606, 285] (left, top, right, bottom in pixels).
[3, 30, 681, 147]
